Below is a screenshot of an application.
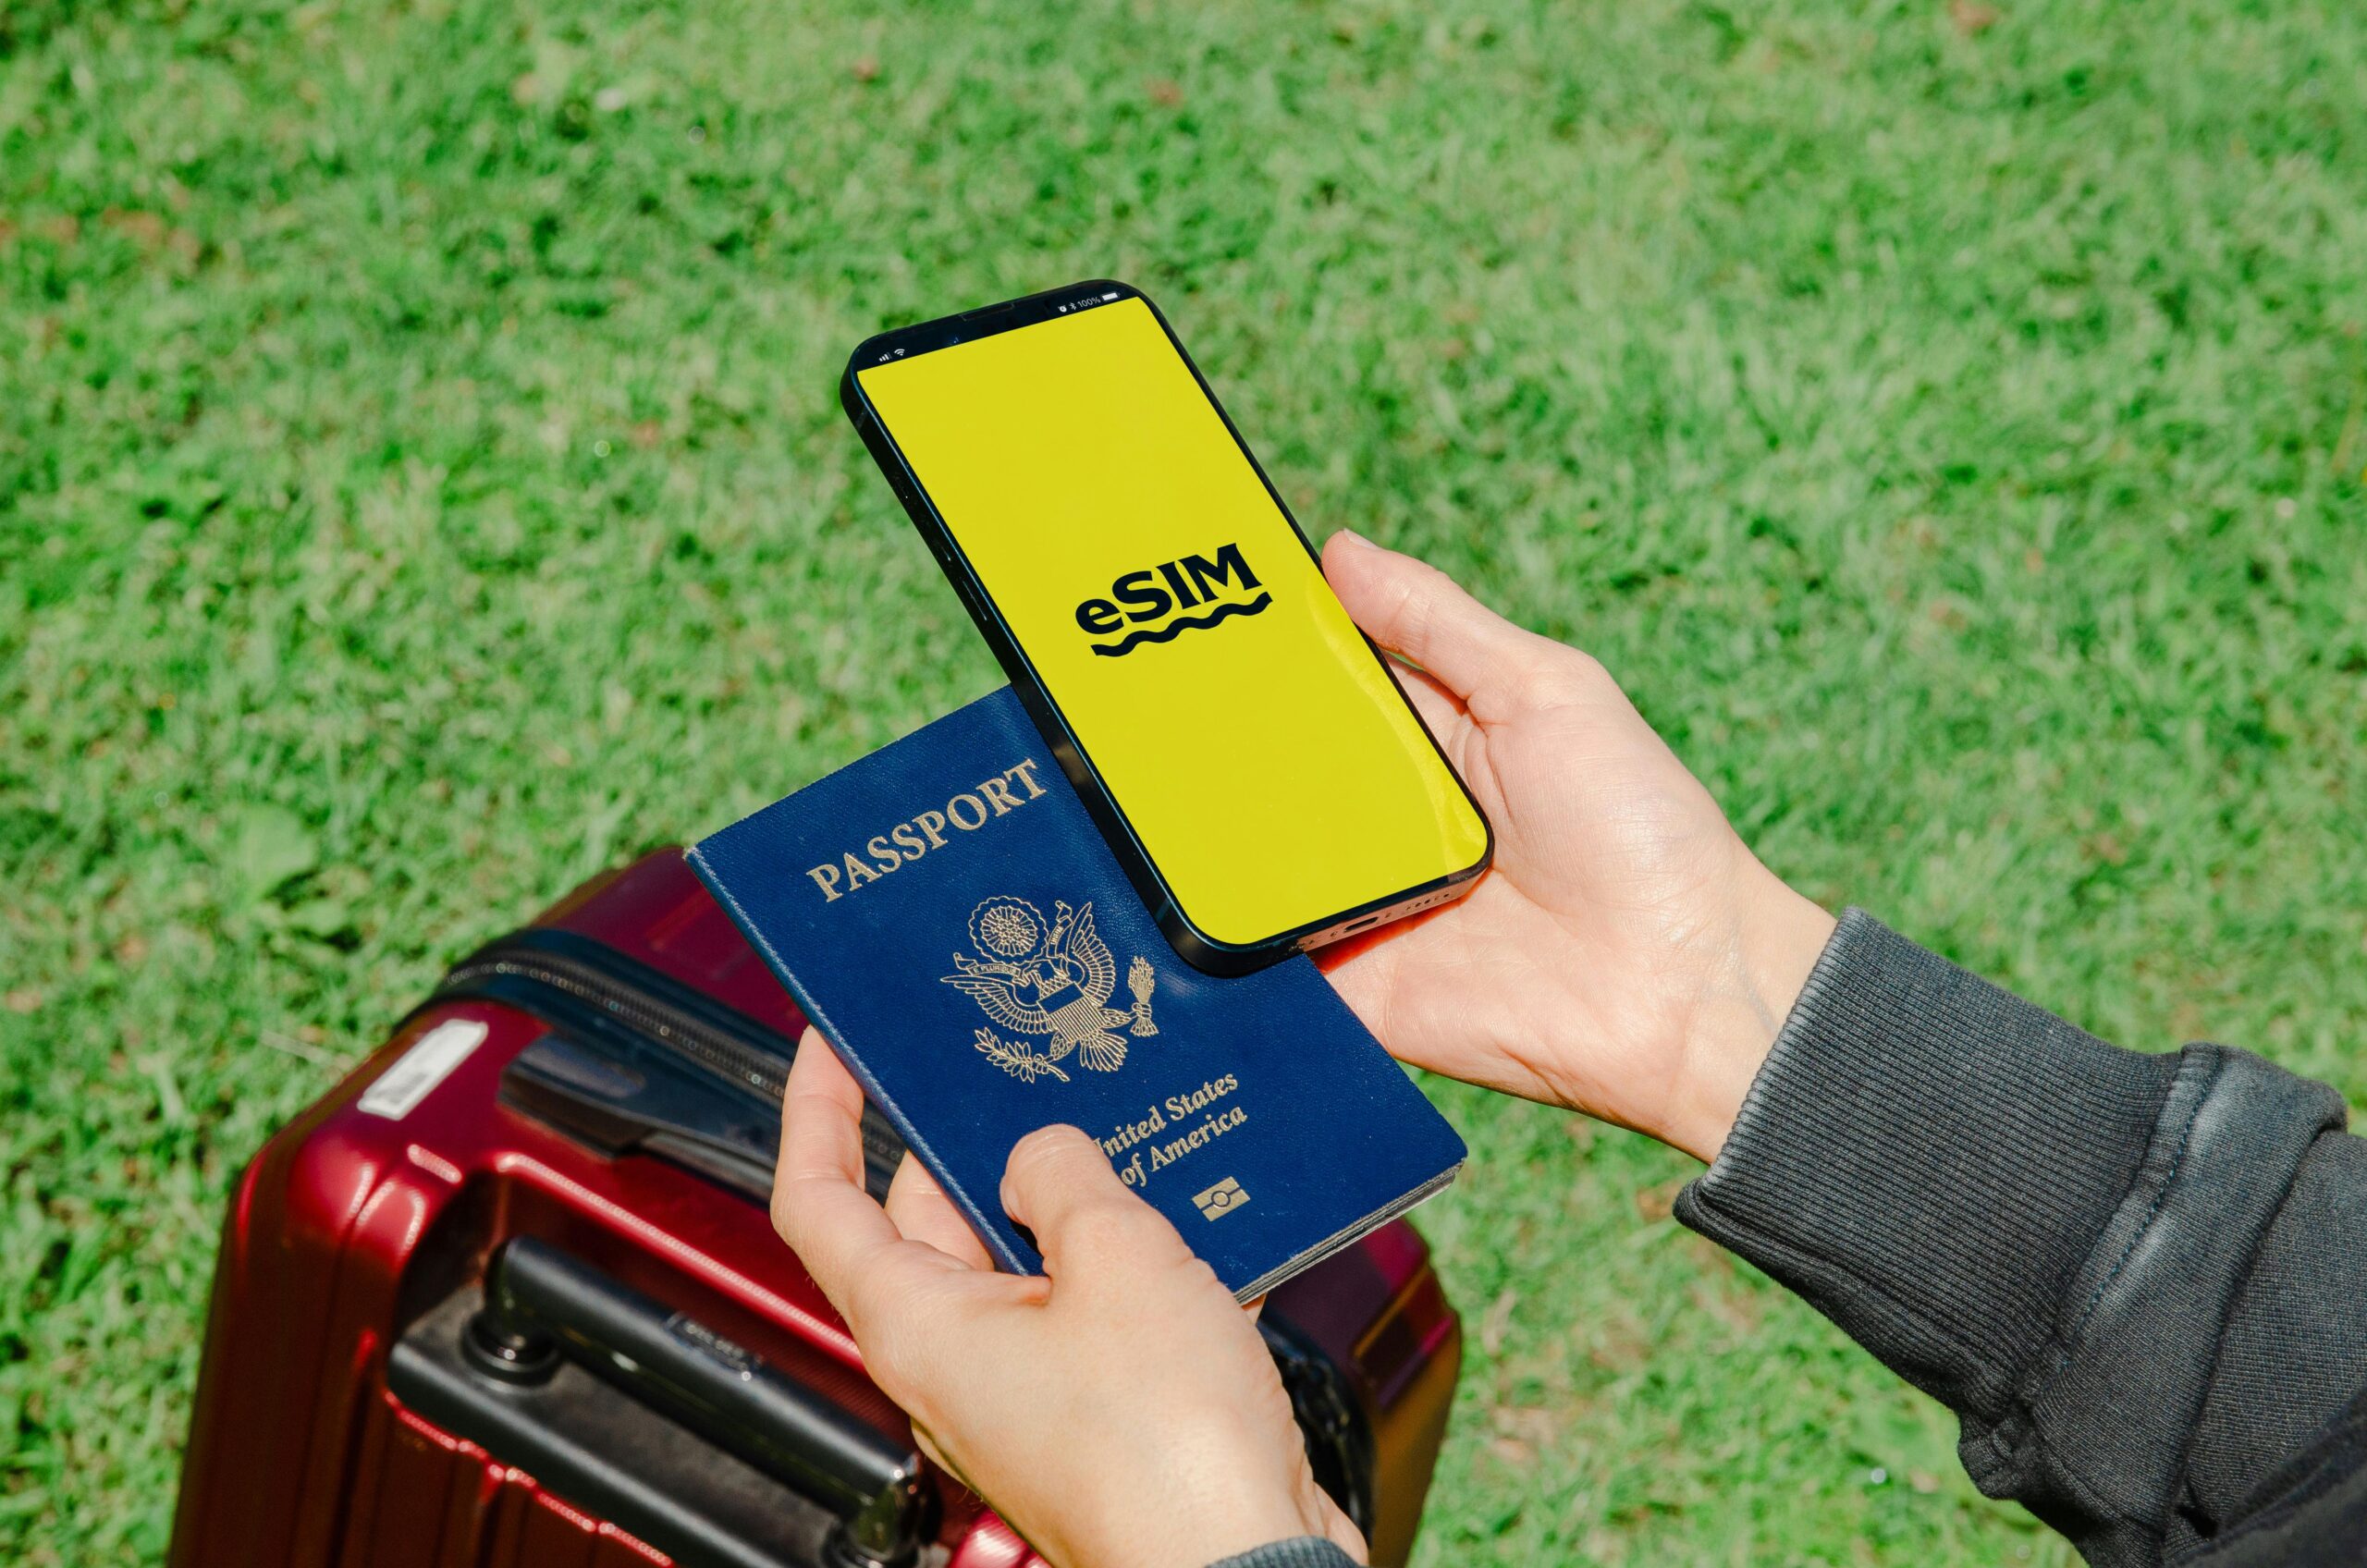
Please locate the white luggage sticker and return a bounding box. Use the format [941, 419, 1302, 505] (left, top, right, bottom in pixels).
[357, 1019, 488, 1121]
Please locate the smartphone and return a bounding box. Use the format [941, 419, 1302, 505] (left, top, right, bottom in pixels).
[840, 280, 1490, 974]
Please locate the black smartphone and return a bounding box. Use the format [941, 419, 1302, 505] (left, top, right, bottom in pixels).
[841, 280, 1490, 974]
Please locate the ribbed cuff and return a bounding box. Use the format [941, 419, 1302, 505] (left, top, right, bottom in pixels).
[1204, 1538, 1360, 1568]
[1674, 909, 2183, 1419]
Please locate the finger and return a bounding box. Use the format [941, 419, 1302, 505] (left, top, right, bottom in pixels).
[998, 1124, 1193, 1283]
[1323, 530, 1570, 717]
[772, 1031, 914, 1308]
[885, 1152, 996, 1269]
[775, 1029, 873, 1190]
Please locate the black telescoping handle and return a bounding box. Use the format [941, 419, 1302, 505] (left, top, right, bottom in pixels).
[483, 1238, 930, 1566]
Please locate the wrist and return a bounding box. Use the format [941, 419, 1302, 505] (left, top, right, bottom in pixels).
[1083, 1446, 1356, 1568]
[1128, 1488, 1352, 1568]
[1170, 1513, 1342, 1568]
[1659, 866, 1835, 1164]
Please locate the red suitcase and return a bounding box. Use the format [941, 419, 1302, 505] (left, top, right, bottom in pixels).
[169, 850, 1461, 1568]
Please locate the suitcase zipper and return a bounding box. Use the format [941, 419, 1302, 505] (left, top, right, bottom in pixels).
[429, 927, 905, 1190]
[438, 933, 791, 1100]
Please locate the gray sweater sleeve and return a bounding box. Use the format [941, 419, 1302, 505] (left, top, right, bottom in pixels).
[1674, 910, 2365, 1565]
[1205, 1540, 1358, 1568]
[1212, 910, 2367, 1568]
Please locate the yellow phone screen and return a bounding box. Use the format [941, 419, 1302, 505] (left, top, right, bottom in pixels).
[857, 298, 1488, 948]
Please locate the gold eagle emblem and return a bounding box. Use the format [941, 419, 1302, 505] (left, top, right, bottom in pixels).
[945, 896, 1157, 1083]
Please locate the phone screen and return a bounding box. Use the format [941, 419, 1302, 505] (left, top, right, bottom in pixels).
[855, 296, 1488, 948]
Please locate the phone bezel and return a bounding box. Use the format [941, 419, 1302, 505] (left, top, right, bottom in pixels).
[840, 278, 1492, 974]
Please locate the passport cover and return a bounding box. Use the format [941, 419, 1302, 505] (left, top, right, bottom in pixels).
[688, 687, 1466, 1299]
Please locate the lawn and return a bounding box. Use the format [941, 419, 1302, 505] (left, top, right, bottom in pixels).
[5, 0, 2364, 1562]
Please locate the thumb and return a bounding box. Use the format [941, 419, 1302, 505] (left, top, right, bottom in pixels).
[1000, 1125, 1193, 1283]
[1322, 530, 1567, 715]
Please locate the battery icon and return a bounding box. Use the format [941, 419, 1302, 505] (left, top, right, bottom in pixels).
[1101, 291, 1120, 301]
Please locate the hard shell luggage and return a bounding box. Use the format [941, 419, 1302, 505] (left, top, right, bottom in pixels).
[168, 850, 1462, 1568]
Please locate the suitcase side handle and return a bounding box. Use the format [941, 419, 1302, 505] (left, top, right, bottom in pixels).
[476, 1238, 932, 1567]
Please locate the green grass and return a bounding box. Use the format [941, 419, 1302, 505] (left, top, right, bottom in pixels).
[5, 0, 2364, 1562]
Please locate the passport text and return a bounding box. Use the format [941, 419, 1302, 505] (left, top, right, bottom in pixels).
[805, 758, 1049, 902]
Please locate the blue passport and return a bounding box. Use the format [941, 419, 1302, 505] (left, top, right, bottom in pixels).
[688, 687, 1466, 1299]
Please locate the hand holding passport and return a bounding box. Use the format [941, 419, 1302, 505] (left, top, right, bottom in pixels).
[769, 1043, 1364, 1568]
[699, 529, 1834, 1566]
[687, 539, 1477, 1562]
[690, 685, 1466, 1300]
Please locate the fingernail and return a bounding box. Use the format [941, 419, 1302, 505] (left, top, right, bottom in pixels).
[1330, 527, 1377, 552]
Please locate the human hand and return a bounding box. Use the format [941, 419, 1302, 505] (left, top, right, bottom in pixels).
[770, 1032, 1365, 1568]
[1318, 532, 1835, 1162]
